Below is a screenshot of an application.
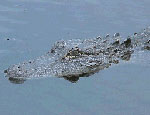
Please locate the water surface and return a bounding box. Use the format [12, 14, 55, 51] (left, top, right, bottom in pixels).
[0, 0, 150, 115]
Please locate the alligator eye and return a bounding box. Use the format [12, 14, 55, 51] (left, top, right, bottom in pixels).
[18, 66, 20, 69]
[114, 33, 120, 37]
[96, 36, 101, 39]
[106, 34, 109, 38]
[29, 61, 32, 64]
[51, 49, 55, 53]
[62, 57, 65, 60]
[4, 70, 7, 73]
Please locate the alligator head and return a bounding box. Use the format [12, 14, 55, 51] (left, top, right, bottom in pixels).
[4, 27, 150, 84]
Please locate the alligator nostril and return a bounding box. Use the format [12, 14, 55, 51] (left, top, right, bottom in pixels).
[4, 70, 7, 73]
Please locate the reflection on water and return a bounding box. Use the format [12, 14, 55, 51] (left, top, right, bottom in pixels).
[8, 77, 26, 84]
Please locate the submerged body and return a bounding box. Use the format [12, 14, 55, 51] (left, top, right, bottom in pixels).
[4, 27, 150, 83]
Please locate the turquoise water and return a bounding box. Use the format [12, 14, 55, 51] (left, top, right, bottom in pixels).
[0, 0, 150, 115]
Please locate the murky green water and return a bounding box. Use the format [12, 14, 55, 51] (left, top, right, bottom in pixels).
[0, 0, 150, 115]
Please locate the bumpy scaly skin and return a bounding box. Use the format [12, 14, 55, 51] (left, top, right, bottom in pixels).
[4, 27, 150, 83]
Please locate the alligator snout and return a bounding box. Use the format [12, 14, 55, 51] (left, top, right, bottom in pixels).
[4, 68, 26, 84]
[4, 68, 24, 78]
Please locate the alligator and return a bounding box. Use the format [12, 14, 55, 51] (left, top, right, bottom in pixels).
[4, 27, 150, 84]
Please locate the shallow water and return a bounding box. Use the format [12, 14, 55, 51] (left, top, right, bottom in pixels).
[0, 0, 150, 115]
